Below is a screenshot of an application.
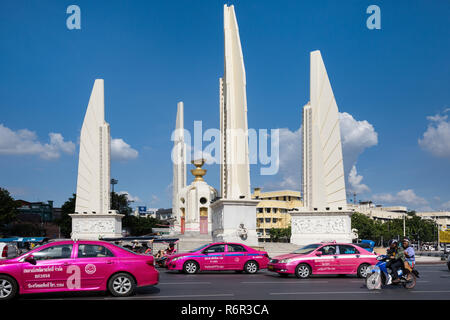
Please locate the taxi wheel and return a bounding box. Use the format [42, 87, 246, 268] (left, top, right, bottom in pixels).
[295, 264, 311, 279]
[0, 275, 18, 301]
[183, 260, 199, 274]
[244, 261, 259, 274]
[108, 273, 136, 297]
[357, 263, 371, 278]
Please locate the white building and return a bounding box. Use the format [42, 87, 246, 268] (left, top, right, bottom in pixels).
[349, 202, 407, 222]
[416, 211, 450, 231]
[132, 208, 158, 218]
[179, 159, 218, 234]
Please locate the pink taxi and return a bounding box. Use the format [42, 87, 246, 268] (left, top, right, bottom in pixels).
[267, 242, 377, 279]
[0, 240, 159, 300]
[166, 242, 269, 274]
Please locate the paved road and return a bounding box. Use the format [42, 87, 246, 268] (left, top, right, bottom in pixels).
[20, 263, 450, 300]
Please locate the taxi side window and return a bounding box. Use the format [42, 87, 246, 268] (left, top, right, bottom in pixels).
[77, 244, 114, 258]
[227, 244, 247, 252]
[203, 244, 225, 254]
[318, 245, 337, 255]
[33, 245, 73, 261]
[338, 245, 358, 255]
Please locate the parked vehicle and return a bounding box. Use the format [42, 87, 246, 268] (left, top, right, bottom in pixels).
[267, 242, 377, 278]
[0, 240, 159, 301]
[354, 240, 375, 253]
[0, 242, 19, 260]
[365, 255, 419, 290]
[166, 242, 269, 274]
[447, 254, 450, 271]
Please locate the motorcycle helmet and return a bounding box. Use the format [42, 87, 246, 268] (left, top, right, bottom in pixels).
[388, 239, 398, 246]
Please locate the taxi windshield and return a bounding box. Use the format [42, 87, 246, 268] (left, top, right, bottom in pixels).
[190, 244, 210, 253]
[291, 244, 321, 254]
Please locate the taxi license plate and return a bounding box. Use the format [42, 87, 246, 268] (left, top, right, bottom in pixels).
[268, 265, 274, 270]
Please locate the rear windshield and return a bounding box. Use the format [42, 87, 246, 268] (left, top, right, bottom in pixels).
[291, 244, 321, 254]
[109, 243, 138, 255]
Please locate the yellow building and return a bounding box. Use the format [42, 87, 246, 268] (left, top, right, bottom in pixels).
[252, 188, 303, 241]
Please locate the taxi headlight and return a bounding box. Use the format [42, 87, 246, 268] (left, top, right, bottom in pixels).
[279, 259, 292, 264]
[170, 257, 181, 262]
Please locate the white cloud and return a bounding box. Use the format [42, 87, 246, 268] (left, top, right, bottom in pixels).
[372, 189, 428, 208]
[347, 165, 370, 194]
[0, 124, 75, 160]
[441, 200, 450, 210]
[262, 112, 377, 193]
[118, 191, 141, 202]
[149, 194, 159, 205]
[339, 112, 378, 175]
[111, 138, 138, 161]
[262, 127, 302, 191]
[419, 110, 450, 159]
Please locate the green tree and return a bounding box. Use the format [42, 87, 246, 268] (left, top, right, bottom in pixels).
[351, 212, 377, 240]
[0, 187, 18, 226]
[111, 192, 132, 216]
[8, 223, 45, 237]
[269, 227, 291, 242]
[55, 194, 76, 238]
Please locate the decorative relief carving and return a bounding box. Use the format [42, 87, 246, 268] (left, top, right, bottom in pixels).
[292, 216, 347, 234]
[72, 218, 115, 234]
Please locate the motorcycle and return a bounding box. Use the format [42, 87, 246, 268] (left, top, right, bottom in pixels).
[365, 255, 419, 290]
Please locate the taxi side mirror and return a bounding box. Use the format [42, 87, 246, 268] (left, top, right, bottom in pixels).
[315, 251, 322, 256]
[25, 254, 37, 265]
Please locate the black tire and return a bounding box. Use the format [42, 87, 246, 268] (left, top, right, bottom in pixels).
[357, 263, 371, 278]
[0, 275, 18, 301]
[244, 261, 259, 274]
[295, 263, 311, 279]
[108, 273, 136, 297]
[183, 260, 199, 274]
[447, 262, 450, 271]
[402, 274, 416, 289]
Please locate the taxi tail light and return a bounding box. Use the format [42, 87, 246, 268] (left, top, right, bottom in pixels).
[147, 258, 155, 267]
[264, 254, 269, 258]
[1, 246, 7, 258]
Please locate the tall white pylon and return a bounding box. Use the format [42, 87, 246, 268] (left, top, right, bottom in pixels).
[219, 4, 251, 200]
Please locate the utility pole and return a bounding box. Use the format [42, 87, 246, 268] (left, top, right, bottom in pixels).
[403, 212, 406, 237]
[110, 178, 118, 210]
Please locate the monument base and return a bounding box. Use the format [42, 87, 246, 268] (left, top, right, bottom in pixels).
[70, 212, 124, 240]
[290, 211, 354, 246]
[210, 199, 259, 247]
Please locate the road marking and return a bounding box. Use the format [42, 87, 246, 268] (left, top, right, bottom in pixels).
[127, 293, 234, 299]
[159, 282, 211, 285]
[241, 281, 329, 284]
[270, 291, 380, 295]
[411, 290, 450, 294]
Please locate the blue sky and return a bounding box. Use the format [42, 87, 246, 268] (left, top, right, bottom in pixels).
[0, 0, 449, 211]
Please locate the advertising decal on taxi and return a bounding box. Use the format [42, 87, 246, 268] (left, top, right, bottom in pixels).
[23, 264, 96, 290]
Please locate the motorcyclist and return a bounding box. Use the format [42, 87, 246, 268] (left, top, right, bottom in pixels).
[386, 239, 405, 284]
[402, 237, 415, 280]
